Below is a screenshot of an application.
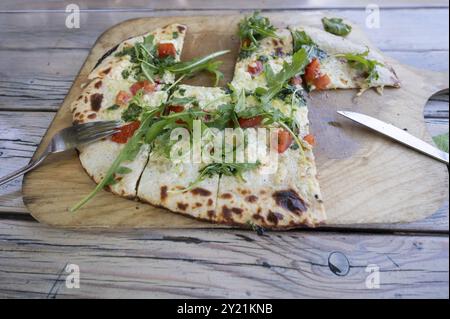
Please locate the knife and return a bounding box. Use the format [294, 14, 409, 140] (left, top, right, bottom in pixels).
[337, 111, 449, 165]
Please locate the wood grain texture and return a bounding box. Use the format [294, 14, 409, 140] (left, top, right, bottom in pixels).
[1, 0, 448, 11]
[0, 220, 448, 298]
[19, 13, 449, 229]
[1, 9, 448, 111]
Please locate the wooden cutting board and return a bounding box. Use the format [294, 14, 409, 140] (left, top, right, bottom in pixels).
[22, 12, 449, 229]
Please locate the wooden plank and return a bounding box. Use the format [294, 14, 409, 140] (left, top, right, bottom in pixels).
[0, 9, 448, 112]
[0, 220, 447, 298]
[0, 50, 448, 112]
[1, 0, 448, 12]
[1, 10, 448, 51]
[0, 107, 447, 231]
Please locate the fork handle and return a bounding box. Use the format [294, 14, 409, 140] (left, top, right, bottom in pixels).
[0, 153, 48, 187]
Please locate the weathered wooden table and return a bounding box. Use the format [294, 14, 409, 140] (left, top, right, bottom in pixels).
[0, 0, 448, 299]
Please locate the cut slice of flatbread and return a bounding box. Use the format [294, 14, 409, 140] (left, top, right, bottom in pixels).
[215, 92, 325, 228]
[90, 23, 187, 83]
[231, 29, 293, 92]
[71, 24, 187, 198]
[137, 85, 230, 220]
[215, 147, 325, 228]
[289, 25, 400, 90]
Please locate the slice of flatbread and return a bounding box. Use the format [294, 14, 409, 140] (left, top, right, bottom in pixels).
[289, 25, 400, 90]
[90, 23, 187, 83]
[71, 24, 186, 198]
[137, 85, 230, 219]
[231, 29, 293, 92]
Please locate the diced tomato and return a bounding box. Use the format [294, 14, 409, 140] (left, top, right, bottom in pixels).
[276, 130, 293, 154]
[238, 116, 263, 128]
[115, 90, 131, 106]
[304, 58, 321, 84]
[247, 60, 263, 76]
[130, 80, 156, 96]
[304, 58, 330, 90]
[111, 121, 140, 144]
[168, 105, 185, 113]
[314, 74, 331, 90]
[157, 42, 176, 58]
[303, 134, 316, 146]
[290, 75, 303, 86]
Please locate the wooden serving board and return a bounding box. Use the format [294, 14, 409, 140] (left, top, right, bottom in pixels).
[22, 12, 449, 229]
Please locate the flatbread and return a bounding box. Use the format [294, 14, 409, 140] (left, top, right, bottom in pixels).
[137, 85, 230, 219]
[231, 29, 293, 92]
[289, 25, 400, 90]
[71, 24, 186, 198]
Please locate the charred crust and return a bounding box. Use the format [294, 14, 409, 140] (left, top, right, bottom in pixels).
[160, 186, 168, 201]
[267, 211, 284, 225]
[273, 189, 307, 214]
[207, 210, 215, 218]
[90, 93, 103, 111]
[190, 188, 212, 196]
[220, 193, 232, 199]
[177, 25, 186, 32]
[94, 80, 103, 89]
[207, 198, 213, 206]
[87, 113, 97, 119]
[177, 202, 188, 211]
[245, 195, 258, 203]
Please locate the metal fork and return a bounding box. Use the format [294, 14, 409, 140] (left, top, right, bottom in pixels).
[0, 120, 122, 186]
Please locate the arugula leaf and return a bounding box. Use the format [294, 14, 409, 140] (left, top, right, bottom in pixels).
[335, 49, 384, 84]
[116, 167, 133, 174]
[433, 132, 449, 153]
[121, 103, 143, 122]
[70, 111, 157, 212]
[107, 104, 120, 111]
[185, 162, 261, 191]
[238, 12, 278, 58]
[291, 30, 327, 61]
[322, 17, 352, 36]
[167, 50, 229, 85]
[260, 48, 309, 104]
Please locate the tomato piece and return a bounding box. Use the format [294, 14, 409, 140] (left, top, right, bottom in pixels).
[157, 42, 176, 58]
[304, 58, 321, 84]
[303, 134, 316, 146]
[115, 90, 131, 106]
[238, 116, 263, 128]
[247, 60, 263, 76]
[304, 58, 330, 90]
[276, 130, 293, 154]
[168, 105, 185, 113]
[130, 80, 155, 96]
[290, 75, 303, 86]
[111, 121, 140, 144]
[314, 74, 331, 90]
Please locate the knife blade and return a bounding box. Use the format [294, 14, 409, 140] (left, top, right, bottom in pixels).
[337, 111, 449, 165]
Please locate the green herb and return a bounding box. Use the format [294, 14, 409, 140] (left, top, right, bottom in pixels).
[246, 220, 265, 235]
[335, 49, 384, 84]
[291, 30, 327, 61]
[261, 48, 310, 105]
[70, 111, 157, 212]
[166, 96, 196, 106]
[322, 17, 352, 36]
[172, 31, 179, 39]
[167, 50, 229, 86]
[121, 103, 143, 122]
[185, 162, 261, 191]
[121, 69, 130, 79]
[107, 104, 120, 111]
[433, 132, 449, 153]
[116, 167, 133, 174]
[238, 12, 278, 57]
